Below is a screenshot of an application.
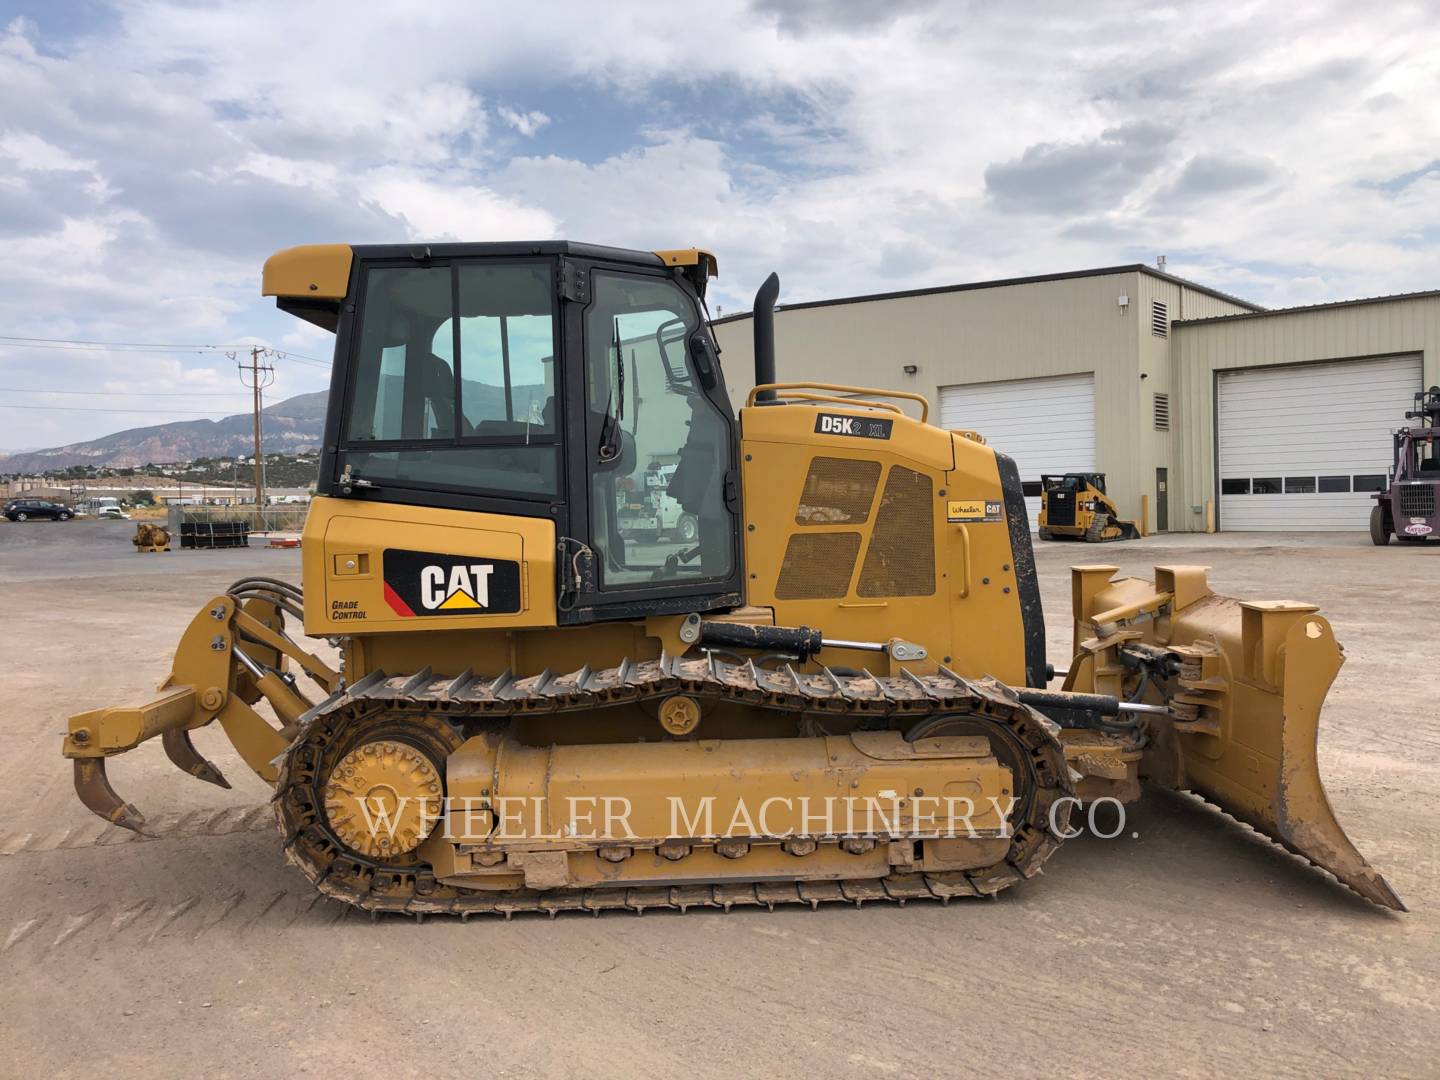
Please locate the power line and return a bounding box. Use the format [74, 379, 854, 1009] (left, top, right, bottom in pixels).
[0, 334, 330, 364]
[0, 342, 333, 366]
[0, 386, 255, 398]
[0, 403, 317, 417]
[1, 404, 241, 414]
[0, 342, 225, 353]
[0, 334, 248, 348]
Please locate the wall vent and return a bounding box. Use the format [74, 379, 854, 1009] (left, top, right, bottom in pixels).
[1153, 392, 1170, 431]
[1151, 299, 1168, 338]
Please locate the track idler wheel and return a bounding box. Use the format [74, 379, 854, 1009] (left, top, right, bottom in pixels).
[323, 739, 444, 859]
[275, 709, 465, 897]
[905, 705, 1072, 879]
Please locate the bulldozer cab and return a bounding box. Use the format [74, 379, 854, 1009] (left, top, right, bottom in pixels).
[284, 243, 744, 623]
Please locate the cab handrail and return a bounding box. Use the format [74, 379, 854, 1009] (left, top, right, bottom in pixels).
[746, 382, 930, 423]
[758, 391, 908, 417]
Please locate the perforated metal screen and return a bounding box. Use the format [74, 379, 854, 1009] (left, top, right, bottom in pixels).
[858, 466, 935, 596]
[795, 457, 881, 525]
[774, 532, 862, 599]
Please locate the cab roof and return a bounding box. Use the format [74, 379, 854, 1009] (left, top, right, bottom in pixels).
[262, 242, 717, 303]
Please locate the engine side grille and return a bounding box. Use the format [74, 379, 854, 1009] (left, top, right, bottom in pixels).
[858, 467, 935, 597]
[1399, 484, 1436, 518]
[775, 533, 861, 599]
[795, 457, 882, 525]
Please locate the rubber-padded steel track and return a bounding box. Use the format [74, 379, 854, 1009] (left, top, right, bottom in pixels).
[274, 655, 1073, 919]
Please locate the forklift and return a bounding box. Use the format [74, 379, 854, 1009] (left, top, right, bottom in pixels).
[1370, 386, 1440, 545]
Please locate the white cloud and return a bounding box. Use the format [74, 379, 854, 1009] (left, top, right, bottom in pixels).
[361, 166, 557, 240]
[0, 0, 1438, 448]
[233, 152, 341, 188]
[497, 106, 550, 137]
[0, 130, 95, 172]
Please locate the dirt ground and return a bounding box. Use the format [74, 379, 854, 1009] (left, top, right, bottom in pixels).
[1, 519, 1436, 1079]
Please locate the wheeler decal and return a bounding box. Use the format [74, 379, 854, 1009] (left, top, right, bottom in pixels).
[947, 499, 1004, 523]
[382, 548, 522, 617]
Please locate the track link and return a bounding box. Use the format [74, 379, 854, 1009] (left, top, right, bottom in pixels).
[274, 655, 1073, 919]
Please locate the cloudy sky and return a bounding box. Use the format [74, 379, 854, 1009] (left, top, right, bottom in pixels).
[2, 0, 1438, 450]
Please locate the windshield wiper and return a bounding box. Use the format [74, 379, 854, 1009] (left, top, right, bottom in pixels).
[597, 317, 625, 463]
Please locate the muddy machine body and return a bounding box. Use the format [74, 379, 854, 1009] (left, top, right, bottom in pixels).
[64, 242, 1402, 915]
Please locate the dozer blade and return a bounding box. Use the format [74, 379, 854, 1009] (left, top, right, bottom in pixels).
[1174, 605, 1404, 911]
[1069, 565, 1404, 911]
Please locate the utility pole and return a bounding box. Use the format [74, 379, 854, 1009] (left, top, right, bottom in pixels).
[235, 347, 275, 510]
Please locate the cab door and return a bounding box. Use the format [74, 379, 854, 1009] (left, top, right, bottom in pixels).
[556, 261, 744, 622]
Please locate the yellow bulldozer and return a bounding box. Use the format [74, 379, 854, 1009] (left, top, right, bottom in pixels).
[1038, 472, 1140, 542]
[62, 242, 1402, 916]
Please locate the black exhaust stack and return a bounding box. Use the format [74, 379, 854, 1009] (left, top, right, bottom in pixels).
[752, 272, 780, 402]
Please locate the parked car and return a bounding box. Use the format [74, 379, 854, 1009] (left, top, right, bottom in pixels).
[3, 498, 74, 522]
[97, 506, 131, 520]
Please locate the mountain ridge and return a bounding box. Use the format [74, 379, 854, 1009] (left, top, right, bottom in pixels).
[0, 391, 330, 472]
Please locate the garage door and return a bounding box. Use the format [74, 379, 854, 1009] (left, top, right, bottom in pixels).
[939, 373, 1095, 530]
[1217, 355, 1421, 531]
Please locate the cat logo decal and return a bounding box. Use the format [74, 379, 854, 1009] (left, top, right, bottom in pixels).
[381, 549, 522, 617]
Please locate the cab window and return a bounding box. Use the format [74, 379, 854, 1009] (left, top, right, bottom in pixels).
[341, 262, 559, 498]
[457, 264, 557, 434]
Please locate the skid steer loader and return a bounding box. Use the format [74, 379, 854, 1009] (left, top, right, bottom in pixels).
[1038, 473, 1140, 542]
[62, 242, 1403, 916]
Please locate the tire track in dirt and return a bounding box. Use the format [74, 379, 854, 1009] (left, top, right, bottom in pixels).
[0, 803, 272, 857]
[0, 877, 364, 958]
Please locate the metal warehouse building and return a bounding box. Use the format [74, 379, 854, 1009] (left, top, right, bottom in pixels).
[711, 266, 1440, 533]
